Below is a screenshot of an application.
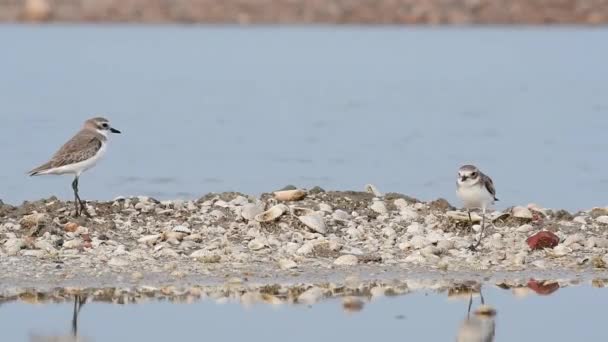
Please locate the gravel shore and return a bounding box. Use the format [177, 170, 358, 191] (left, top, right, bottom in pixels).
[6, 0, 608, 24]
[1, 187, 608, 292]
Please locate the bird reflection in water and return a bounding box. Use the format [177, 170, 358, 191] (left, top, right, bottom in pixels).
[456, 287, 496, 342]
[29, 295, 89, 342]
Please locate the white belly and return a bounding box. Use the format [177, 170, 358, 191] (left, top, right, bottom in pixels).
[457, 185, 494, 210]
[41, 143, 107, 176]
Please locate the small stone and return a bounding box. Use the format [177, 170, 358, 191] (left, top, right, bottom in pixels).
[410, 235, 430, 249]
[5, 238, 25, 255]
[138, 234, 162, 246]
[108, 257, 129, 267]
[278, 259, 297, 270]
[64, 222, 79, 233]
[526, 231, 559, 250]
[334, 254, 358, 266]
[406, 222, 424, 235]
[23, 0, 51, 21]
[552, 244, 572, 257]
[248, 237, 268, 251]
[63, 239, 83, 249]
[298, 287, 324, 304]
[128, 272, 143, 281]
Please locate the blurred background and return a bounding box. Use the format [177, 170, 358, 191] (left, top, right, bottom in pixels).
[1, 0, 607, 210]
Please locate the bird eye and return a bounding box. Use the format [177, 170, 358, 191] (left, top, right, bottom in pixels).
[102, 123, 109, 128]
[471, 172, 477, 177]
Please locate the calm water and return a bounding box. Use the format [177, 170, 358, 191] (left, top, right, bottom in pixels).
[1, 284, 607, 341]
[1, 26, 607, 210]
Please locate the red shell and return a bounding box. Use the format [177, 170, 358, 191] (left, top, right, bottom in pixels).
[526, 231, 559, 250]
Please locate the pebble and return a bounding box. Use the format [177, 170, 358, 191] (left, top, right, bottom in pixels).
[108, 257, 130, 267]
[298, 287, 324, 304]
[278, 259, 298, 270]
[248, 238, 268, 251]
[63, 239, 83, 249]
[333, 254, 359, 266]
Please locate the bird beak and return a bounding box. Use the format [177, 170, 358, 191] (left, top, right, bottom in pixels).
[110, 127, 121, 134]
[460, 176, 467, 182]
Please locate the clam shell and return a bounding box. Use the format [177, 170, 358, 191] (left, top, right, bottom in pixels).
[255, 204, 288, 222]
[273, 189, 307, 201]
[298, 214, 327, 234]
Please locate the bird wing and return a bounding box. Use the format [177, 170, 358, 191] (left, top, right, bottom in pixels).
[482, 173, 498, 200]
[29, 131, 102, 175]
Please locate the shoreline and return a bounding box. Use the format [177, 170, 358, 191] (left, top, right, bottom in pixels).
[1, 188, 608, 290]
[8, 0, 608, 25]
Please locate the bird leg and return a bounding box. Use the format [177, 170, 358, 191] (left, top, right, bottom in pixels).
[467, 292, 473, 319]
[470, 206, 487, 250]
[72, 176, 91, 218]
[71, 295, 86, 336]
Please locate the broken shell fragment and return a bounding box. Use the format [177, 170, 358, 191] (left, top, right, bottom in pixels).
[255, 204, 288, 222]
[273, 189, 307, 201]
[298, 214, 327, 234]
[446, 211, 482, 222]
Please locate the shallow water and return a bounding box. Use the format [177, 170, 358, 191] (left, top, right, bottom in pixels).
[2, 283, 607, 341]
[1, 26, 607, 210]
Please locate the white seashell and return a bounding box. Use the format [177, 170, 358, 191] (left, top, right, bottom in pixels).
[404, 253, 426, 264]
[278, 259, 298, 270]
[512, 206, 533, 220]
[248, 237, 268, 251]
[446, 211, 482, 222]
[400, 207, 419, 221]
[333, 254, 359, 266]
[596, 216, 608, 224]
[274, 189, 307, 201]
[332, 209, 351, 222]
[241, 203, 265, 221]
[298, 214, 327, 234]
[138, 234, 162, 245]
[172, 225, 192, 234]
[370, 200, 388, 215]
[255, 204, 288, 222]
[551, 244, 572, 257]
[364, 184, 383, 197]
[563, 233, 584, 246]
[318, 203, 333, 213]
[406, 222, 424, 235]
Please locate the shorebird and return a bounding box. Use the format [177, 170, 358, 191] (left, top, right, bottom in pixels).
[456, 165, 498, 250]
[28, 117, 121, 217]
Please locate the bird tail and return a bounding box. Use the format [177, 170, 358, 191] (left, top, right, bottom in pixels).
[28, 162, 52, 176]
